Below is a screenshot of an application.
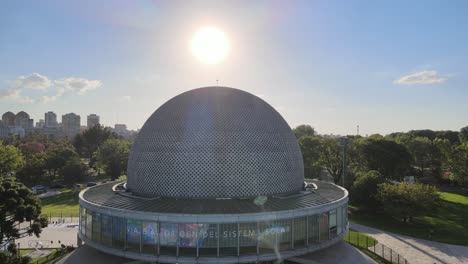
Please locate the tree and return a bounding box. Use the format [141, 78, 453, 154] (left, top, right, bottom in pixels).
[94, 139, 131, 180]
[298, 136, 322, 178]
[406, 137, 434, 178]
[60, 157, 87, 185]
[19, 142, 45, 155]
[376, 182, 441, 223]
[350, 170, 384, 209]
[317, 137, 346, 184]
[0, 177, 48, 246]
[447, 142, 468, 186]
[45, 146, 80, 179]
[73, 125, 119, 159]
[460, 126, 468, 143]
[0, 143, 25, 177]
[293, 125, 316, 139]
[16, 154, 47, 187]
[359, 138, 412, 180]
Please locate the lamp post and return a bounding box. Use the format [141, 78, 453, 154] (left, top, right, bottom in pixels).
[339, 137, 349, 188]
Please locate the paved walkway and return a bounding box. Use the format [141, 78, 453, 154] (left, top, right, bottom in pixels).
[288, 241, 376, 264]
[350, 223, 468, 264]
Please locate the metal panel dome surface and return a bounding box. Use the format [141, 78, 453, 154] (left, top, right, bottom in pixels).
[126, 86, 304, 198]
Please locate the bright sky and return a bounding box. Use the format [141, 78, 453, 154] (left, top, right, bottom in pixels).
[1, 0, 467, 135]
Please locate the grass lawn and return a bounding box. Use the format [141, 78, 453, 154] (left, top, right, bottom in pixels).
[40, 188, 81, 217]
[20, 249, 34, 256]
[343, 229, 377, 248]
[343, 230, 391, 264]
[349, 189, 468, 246]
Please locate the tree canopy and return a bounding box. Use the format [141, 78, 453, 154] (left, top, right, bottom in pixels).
[94, 138, 131, 180]
[376, 182, 441, 223]
[350, 170, 384, 209]
[293, 125, 316, 139]
[0, 143, 25, 177]
[358, 138, 412, 180]
[0, 177, 48, 246]
[73, 125, 119, 159]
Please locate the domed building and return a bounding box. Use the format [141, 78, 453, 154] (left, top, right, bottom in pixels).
[79, 87, 348, 263]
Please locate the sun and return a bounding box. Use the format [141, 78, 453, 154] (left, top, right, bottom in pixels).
[191, 26, 229, 64]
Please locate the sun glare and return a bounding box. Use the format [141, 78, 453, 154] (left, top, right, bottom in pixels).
[191, 26, 229, 64]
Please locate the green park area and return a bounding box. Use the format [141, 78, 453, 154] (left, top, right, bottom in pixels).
[40, 188, 81, 217]
[349, 189, 468, 246]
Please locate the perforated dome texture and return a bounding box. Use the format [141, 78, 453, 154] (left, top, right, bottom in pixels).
[126, 87, 304, 198]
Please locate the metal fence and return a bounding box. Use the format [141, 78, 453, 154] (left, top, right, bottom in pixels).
[345, 231, 410, 264]
[41, 211, 79, 224]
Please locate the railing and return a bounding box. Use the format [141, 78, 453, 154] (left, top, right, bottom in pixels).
[41, 211, 79, 224]
[345, 230, 410, 264]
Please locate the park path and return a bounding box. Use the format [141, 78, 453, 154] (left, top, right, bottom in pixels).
[350, 223, 468, 264]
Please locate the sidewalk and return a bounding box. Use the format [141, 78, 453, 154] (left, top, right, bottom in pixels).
[350, 223, 468, 264]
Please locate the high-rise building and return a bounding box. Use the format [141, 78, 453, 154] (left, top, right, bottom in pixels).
[62, 113, 81, 139]
[2, 111, 16, 126]
[0, 122, 10, 138]
[87, 114, 100, 128]
[45, 111, 58, 128]
[114, 124, 127, 132]
[36, 119, 45, 128]
[13, 111, 34, 130]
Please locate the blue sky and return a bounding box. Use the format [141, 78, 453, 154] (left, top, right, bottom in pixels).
[1, 0, 467, 135]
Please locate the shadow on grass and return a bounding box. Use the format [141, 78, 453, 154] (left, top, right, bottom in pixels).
[349, 189, 468, 246]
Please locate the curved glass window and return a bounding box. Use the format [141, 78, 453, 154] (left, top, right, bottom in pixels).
[142, 222, 157, 254]
[79, 202, 348, 258]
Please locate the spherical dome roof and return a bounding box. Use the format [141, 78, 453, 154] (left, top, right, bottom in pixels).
[127, 87, 304, 198]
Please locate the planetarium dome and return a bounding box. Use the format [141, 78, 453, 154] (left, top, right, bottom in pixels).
[127, 86, 304, 198]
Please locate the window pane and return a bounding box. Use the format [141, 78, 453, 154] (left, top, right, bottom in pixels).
[329, 209, 337, 228]
[85, 211, 93, 239]
[258, 221, 276, 254]
[293, 217, 306, 248]
[160, 222, 178, 256]
[178, 223, 198, 256]
[112, 217, 126, 249]
[92, 213, 102, 243]
[337, 207, 343, 235]
[329, 209, 337, 238]
[239, 222, 257, 255]
[80, 207, 86, 236]
[219, 223, 237, 256]
[142, 222, 158, 254]
[198, 224, 218, 257]
[126, 220, 141, 252]
[101, 215, 112, 247]
[277, 219, 292, 250]
[319, 213, 329, 241]
[308, 215, 319, 244]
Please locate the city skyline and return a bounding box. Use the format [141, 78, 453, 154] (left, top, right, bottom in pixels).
[1, 1, 468, 135]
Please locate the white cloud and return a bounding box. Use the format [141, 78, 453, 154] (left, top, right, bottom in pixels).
[15, 72, 51, 90]
[1, 73, 102, 104]
[394, 70, 447, 85]
[0, 88, 21, 98]
[54, 77, 102, 94]
[39, 87, 65, 103]
[0, 88, 35, 104]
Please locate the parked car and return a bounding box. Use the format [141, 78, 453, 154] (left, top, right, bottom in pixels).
[31, 185, 47, 194]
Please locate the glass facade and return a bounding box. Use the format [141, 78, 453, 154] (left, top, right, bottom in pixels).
[80, 204, 348, 258]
